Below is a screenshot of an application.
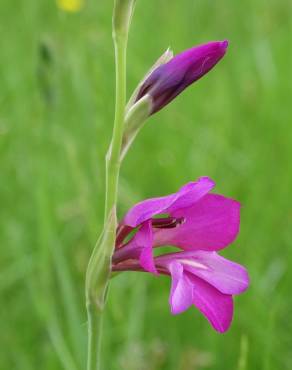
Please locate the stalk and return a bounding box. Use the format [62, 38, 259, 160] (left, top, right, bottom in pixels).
[86, 2, 135, 370]
[104, 36, 127, 220]
[86, 302, 103, 370]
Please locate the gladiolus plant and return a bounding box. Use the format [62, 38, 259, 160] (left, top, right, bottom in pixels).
[85, 1, 249, 369]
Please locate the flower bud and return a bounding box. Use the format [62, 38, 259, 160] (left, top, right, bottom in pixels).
[126, 48, 174, 112]
[135, 40, 228, 114]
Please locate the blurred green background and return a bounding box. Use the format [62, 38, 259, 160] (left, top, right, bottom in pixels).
[1, 0, 292, 369]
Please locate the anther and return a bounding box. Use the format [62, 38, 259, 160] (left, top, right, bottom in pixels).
[152, 216, 185, 229]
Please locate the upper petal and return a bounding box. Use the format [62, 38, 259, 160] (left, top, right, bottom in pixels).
[154, 193, 240, 251]
[123, 177, 215, 227]
[189, 274, 234, 333]
[168, 261, 193, 314]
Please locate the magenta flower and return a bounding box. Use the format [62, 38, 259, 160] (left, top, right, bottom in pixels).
[135, 41, 228, 114]
[114, 177, 239, 273]
[112, 177, 249, 332]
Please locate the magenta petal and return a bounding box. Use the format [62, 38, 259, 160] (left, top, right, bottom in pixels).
[131, 221, 157, 274]
[123, 177, 215, 227]
[189, 274, 233, 333]
[112, 220, 157, 273]
[154, 194, 240, 251]
[155, 250, 249, 295]
[168, 262, 193, 314]
[138, 221, 157, 274]
[180, 251, 249, 294]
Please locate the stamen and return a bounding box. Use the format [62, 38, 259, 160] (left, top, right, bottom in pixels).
[152, 216, 185, 229]
[116, 217, 185, 248]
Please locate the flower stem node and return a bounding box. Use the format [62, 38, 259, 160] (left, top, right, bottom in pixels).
[86, 207, 117, 310]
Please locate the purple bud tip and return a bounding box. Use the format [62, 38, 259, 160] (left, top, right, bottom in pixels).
[221, 40, 229, 51]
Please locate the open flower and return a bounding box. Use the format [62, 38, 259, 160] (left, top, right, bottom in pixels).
[114, 177, 240, 273]
[134, 41, 228, 114]
[112, 177, 249, 332]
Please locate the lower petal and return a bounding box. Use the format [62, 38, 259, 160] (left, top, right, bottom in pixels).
[181, 251, 250, 295]
[168, 262, 193, 314]
[189, 274, 233, 333]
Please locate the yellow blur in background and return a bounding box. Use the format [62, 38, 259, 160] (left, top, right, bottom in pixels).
[56, 0, 84, 12]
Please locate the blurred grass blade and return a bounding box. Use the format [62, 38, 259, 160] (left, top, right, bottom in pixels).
[37, 38, 56, 107]
[237, 334, 249, 370]
[51, 237, 86, 366]
[0, 255, 33, 292]
[48, 315, 80, 370]
[37, 168, 85, 369]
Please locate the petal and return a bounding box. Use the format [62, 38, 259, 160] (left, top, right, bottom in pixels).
[189, 274, 233, 333]
[177, 251, 249, 294]
[123, 177, 215, 227]
[112, 220, 157, 274]
[154, 194, 240, 251]
[168, 262, 193, 314]
[138, 221, 157, 274]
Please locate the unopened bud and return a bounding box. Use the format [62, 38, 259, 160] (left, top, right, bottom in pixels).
[134, 40, 229, 114]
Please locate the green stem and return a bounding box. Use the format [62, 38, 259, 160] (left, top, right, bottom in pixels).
[104, 36, 127, 220]
[86, 2, 130, 369]
[87, 304, 103, 370]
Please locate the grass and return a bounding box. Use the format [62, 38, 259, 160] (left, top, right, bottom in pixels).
[1, 0, 292, 369]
